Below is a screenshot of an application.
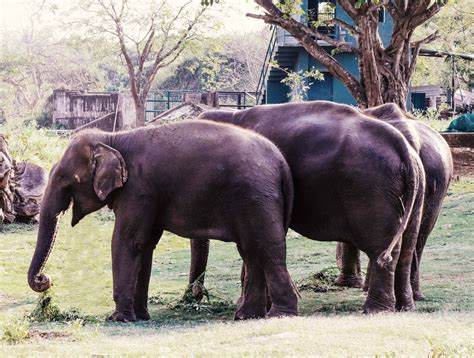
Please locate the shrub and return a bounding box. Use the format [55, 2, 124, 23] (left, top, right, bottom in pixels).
[1, 318, 30, 344]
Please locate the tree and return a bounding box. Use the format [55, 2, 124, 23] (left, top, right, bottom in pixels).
[158, 29, 269, 92]
[78, 0, 208, 126]
[411, 0, 473, 91]
[240, 0, 449, 110]
[0, 0, 115, 125]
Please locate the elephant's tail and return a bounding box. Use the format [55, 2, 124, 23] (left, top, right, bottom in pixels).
[377, 147, 425, 268]
[280, 159, 294, 233]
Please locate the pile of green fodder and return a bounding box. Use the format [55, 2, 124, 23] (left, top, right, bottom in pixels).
[297, 267, 341, 293]
[28, 288, 96, 323]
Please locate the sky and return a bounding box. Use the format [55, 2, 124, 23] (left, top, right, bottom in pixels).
[0, 0, 266, 35]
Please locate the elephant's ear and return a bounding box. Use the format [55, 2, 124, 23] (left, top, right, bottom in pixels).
[92, 143, 128, 201]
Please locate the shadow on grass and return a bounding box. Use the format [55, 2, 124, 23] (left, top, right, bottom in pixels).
[0, 222, 36, 234]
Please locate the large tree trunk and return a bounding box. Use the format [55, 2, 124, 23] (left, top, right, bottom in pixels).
[135, 100, 146, 127]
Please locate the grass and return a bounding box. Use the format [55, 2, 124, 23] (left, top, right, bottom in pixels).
[0, 179, 473, 356]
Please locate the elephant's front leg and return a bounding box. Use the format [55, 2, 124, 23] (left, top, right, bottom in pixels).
[133, 231, 162, 321]
[188, 239, 210, 302]
[108, 213, 155, 323]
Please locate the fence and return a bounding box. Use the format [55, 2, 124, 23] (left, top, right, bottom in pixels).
[145, 91, 258, 122]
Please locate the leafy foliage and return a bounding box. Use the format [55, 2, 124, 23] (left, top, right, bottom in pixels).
[1, 318, 30, 344]
[0, 127, 68, 171]
[270, 60, 324, 102]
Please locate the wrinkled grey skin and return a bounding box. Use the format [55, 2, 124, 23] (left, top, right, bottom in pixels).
[28, 121, 297, 322]
[192, 100, 426, 313]
[335, 103, 453, 301]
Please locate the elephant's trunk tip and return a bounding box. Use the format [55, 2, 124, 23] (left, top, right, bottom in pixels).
[28, 272, 51, 293]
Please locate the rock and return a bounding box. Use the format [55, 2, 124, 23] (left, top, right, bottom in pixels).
[12, 161, 48, 222]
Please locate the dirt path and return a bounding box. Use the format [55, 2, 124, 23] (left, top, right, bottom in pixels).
[452, 148, 474, 179]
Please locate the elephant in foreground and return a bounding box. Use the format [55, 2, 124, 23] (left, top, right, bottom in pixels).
[28, 121, 298, 322]
[191, 100, 426, 313]
[335, 103, 453, 300]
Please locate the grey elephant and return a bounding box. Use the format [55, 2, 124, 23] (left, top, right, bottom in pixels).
[189, 100, 426, 313]
[335, 103, 453, 300]
[27, 121, 298, 322]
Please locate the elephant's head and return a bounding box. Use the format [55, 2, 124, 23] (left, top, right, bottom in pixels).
[28, 132, 128, 292]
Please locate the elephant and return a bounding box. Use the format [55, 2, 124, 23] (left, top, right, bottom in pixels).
[27, 120, 298, 322]
[334, 103, 453, 301]
[190, 100, 426, 313]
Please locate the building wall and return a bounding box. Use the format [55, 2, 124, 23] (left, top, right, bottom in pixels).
[53, 89, 118, 129]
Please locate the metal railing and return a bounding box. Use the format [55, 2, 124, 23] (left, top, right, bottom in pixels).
[145, 90, 260, 121]
[145, 90, 195, 122]
[255, 26, 278, 105]
[218, 91, 258, 109]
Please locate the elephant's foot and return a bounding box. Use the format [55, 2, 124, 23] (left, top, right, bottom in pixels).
[134, 307, 151, 321]
[190, 282, 206, 302]
[266, 305, 298, 319]
[395, 301, 416, 312]
[413, 290, 425, 301]
[362, 296, 395, 314]
[183, 282, 207, 303]
[395, 295, 416, 312]
[234, 303, 266, 320]
[107, 310, 137, 323]
[334, 273, 364, 288]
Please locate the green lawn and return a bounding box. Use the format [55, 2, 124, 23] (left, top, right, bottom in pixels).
[0, 180, 473, 356]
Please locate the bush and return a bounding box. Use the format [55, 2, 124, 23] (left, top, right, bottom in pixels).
[1, 318, 30, 344]
[0, 126, 68, 170]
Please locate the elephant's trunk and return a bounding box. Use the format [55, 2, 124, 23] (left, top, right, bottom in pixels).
[27, 186, 67, 292]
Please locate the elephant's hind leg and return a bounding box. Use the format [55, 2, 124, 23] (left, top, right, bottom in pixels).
[234, 246, 267, 320]
[240, 226, 297, 318]
[363, 247, 399, 314]
[395, 190, 424, 311]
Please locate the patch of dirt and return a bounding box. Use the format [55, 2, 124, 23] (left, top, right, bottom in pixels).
[451, 148, 474, 179]
[28, 330, 71, 340]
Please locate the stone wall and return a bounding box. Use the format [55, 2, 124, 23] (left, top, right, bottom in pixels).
[52, 90, 139, 131]
[53, 89, 119, 130]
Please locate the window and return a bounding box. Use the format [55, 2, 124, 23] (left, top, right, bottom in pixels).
[308, 0, 336, 34]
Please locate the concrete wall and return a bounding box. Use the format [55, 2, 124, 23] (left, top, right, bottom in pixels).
[53, 89, 119, 130]
[52, 90, 137, 130]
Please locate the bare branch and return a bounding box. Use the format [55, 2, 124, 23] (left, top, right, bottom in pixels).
[382, 0, 401, 20]
[407, 31, 439, 80]
[253, 0, 283, 17]
[324, 18, 360, 36]
[410, 1, 447, 27]
[155, 0, 193, 57]
[336, 0, 360, 19]
[247, 13, 360, 53]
